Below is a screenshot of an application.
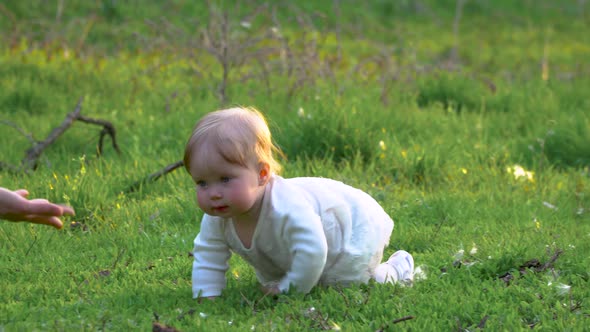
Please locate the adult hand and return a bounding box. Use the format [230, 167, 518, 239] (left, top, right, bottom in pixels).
[0, 187, 75, 229]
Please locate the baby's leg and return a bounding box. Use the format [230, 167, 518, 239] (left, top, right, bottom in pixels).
[373, 250, 414, 284]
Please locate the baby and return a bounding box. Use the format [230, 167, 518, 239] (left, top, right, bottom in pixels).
[184, 107, 414, 298]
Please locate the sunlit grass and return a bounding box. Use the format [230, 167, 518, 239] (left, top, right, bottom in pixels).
[1, 1, 590, 330]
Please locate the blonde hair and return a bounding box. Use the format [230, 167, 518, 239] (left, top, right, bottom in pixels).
[184, 107, 282, 174]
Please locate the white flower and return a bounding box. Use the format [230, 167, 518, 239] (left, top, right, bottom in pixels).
[414, 265, 427, 281]
[270, 27, 282, 37]
[297, 107, 305, 118]
[507, 164, 535, 182]
[240, 21, 251, 29]
[199, 312, 208, 318]
[469, 244, 478, 255]
[556, 283, 571, 296]
[543, 201, 558, 210]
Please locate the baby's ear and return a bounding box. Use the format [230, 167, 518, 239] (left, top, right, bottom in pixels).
[258, 162, 270, 185]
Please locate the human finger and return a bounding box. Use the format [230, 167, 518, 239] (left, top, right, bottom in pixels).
[24, 214, 64, 229]
[26, 199, 66, 216]
[14, 189, 29, 198]
[58, 204, 76, 216]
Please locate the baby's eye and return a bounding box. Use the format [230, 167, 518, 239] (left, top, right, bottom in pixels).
[220, 177, 231, 183]
[196, 180, 207, 187]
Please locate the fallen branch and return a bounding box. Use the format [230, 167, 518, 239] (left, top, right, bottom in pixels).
[22, 97, 84, 170]
[76, 114, 121, 155]
[0, 97, 121, 172]
[377, 315, 415, 331]
[125, 160, 184, 193]
[499, 248, 564, 285]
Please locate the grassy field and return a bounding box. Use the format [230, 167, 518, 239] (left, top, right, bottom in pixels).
[1, 0, 589, 330]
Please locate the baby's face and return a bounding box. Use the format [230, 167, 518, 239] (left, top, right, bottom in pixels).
[189, 148, 264, 220]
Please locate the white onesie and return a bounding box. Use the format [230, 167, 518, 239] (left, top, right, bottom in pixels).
[192, 175, 394, 297]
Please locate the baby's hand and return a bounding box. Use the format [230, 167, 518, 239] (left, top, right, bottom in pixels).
[260, 285, 281, 296]
[197, 296, 218, 303]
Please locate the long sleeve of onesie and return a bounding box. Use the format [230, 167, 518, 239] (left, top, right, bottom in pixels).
[276, 209, 329, 293]
[192, 214, 231, 298]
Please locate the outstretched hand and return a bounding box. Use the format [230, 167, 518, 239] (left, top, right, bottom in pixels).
[0, 187, 75, 229]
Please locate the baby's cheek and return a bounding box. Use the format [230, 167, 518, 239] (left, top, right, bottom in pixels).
[229, 190, 253, 210]
[196, 194, 208, 210]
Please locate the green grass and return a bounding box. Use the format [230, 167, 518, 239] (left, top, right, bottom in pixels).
[1, 0, 589, 330]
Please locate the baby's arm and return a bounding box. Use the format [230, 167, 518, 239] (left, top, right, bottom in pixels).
[192, 216, 231, 299]
[277, 212, 328, 294]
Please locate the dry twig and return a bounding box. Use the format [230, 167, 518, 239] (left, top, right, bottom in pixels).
[1, 97, 121, 173]
[125, 160, 184, 193]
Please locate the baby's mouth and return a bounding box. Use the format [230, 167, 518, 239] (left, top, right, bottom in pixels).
[213, 206, 229, 213]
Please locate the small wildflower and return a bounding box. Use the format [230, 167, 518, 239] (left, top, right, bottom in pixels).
[297, 107, 305, 118]
[543, 201, 558, 210]
[330, 322, 341, 331]
[507, 164, 534, 182]
[199, 312, 208, 318]
[556, 283, 571, 296]
[469, 244, 478, 255]
[401, 150, 408, 159]
[379, 140, 386, 151]
[240, 21, 251, 29]
[232, 269, 240, 279]
[414, 265, 427, 281]
[461, 168, 468, 174]
[270, 27, 281, 37]
[534, 218, 541, 230]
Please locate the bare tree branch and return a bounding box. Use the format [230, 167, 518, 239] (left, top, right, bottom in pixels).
[76, 115, 121, 155]
[125, 160, 184, 193]
[21, 97, 84, 170]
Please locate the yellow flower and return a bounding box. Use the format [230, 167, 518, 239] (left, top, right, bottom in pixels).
[379, 140, 386, 151]
[507, 164, 534, 182]
[461, 168, 468, 174]
[330, 322, 341, 331]
[297, 107, 305, 117]
[534, 218, 541, 229]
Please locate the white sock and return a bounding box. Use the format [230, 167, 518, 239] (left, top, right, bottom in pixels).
[374, 262, 398, 284]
